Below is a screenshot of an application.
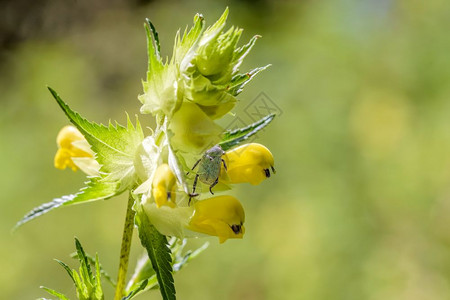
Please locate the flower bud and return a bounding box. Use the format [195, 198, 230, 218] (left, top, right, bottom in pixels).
[54, 125, 95, 172]
[195, 26, 242, 81]
[220, 143, 275, 185]
[138, 62, 182, 117]
[152, 164, 177, 208]
[188, 195, 245, 243]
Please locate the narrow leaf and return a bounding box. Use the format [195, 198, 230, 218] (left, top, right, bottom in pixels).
[15, 178, 119, 230]
[135, 206, 176, 300]
[75, 238, 93, 285]
[40, 287, 70, 300]
[122, 279, 148, 300]
[13, 195, 73, 230]
[94, 254, 104, 300]
[146, 19, 161, 59]
[55, 259, 76, 284]
[228, 65, 271, 96]
[219, 113, 275, 151]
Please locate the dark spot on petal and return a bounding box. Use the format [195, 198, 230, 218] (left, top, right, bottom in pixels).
[230, 224, 241, 234]
[264, 168, 270, 178]
[167, 192, 171, 200]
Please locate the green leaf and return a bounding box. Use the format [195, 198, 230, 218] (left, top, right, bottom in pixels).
[71, 252, 116, 287]
[219, 113, 275, 151]
[146, 19, 161, 59]
[49, 239, 104, 300]
[55, 259, 76, 284]
[232, 34, 261, 71]
[173, 241, 209, 272]
[227, 65, 271, 96]
[75, 238, 93, 287]
[15, 89, 144, 230]
[14, 195, 73, 230]
[15, 179, 118, 230]
[144, 22, 164, 83]
[122, 279, 148, 300]
[93, 254, 104, 300]
[40, 286, 70, 300]
[135, 205, 176, 300]
[48, 87, 144, 178]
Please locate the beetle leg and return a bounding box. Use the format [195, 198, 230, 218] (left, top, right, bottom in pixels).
[221, 158, 227, 171]
[186, 159, 201, 175]
[209, 177, 219, 195]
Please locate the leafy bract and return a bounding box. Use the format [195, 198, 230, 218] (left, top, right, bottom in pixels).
[219, 113, 275, 151]
[227, 65, 271, 96]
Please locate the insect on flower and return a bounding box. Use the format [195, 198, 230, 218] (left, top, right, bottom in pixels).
[187, 113, 276, 202]
[187, 145, 227, 199]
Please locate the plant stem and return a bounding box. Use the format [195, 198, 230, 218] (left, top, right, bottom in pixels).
[114, 192, 136, 300]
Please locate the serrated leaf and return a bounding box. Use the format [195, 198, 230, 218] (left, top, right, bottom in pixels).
[75, 238, 93, 287]
[146, 19, 161, 59]
[15, 179, 119, 230]
[14, 195, 73, 230]
[228, 65, 271, 96]
[40, 286, 70, 300]
[219, 113, 275, 151]
[135, 205, 176, 300]
[232, 34, 260, 72]
[48, 87, 143, 178]
[144, 22, 164, 82]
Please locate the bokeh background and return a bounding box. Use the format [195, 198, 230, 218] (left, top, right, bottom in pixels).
[2, 0, 450, 299]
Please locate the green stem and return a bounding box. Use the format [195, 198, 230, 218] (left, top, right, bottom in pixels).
[114, 192, 136, 300]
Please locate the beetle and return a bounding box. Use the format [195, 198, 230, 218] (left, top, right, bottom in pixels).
[187, 145, 227, 201]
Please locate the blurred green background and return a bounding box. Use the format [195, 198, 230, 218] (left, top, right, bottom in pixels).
[2, 0, 450, 299]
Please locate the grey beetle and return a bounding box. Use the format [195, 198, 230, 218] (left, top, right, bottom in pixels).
[187, 145, 227, 200]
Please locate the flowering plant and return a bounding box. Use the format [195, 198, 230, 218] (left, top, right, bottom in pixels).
[18, 8, 276, 300]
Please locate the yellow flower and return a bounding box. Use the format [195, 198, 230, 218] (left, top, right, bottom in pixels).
[54, 125, 94, 172]
[188, 195, 245, 243]
[220, 143, 275, 185]
[152, 164, 177, 208]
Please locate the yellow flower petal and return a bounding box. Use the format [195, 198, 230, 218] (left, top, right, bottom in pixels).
[188, 195, 245, 243]
[220, 143, 275, 185]
[54, 125, 93, 171]
[152, 164, 177, 208]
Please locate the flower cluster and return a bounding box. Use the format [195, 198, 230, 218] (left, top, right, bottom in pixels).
[20, 9, 275, 245]
[19, 9, 277, 300]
